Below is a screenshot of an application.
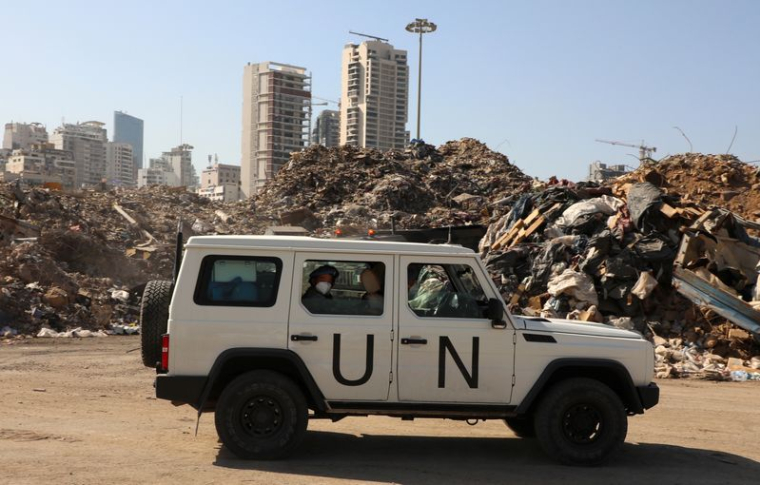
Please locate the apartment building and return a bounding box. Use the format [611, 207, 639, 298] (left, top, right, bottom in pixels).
[3, 122, 48, 150]
[311, 109, 340, 147]
[241, 61, 311, 198]
[340, 41, 409, 150]
[106, 142, 136, 187]
[5, 143, 76, 188]
[137, 157, 180, 188]
[162, 143, 198, 189]
[50, 121, 108, 188]
[198, 162, 241, 202]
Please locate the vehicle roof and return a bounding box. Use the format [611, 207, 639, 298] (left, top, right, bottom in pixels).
[185, 235, 476, 255]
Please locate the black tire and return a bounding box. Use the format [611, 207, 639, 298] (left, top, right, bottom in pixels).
[215, 370, 308, 460]
[139, 280, 173, 367]
[534, 378, 627, 466]
[505, 417, 535, 438]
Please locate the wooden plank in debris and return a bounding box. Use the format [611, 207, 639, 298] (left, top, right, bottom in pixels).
[491, 219, 524, 250]
[510, 284, 525, 305]
[660, 203, 679, 218]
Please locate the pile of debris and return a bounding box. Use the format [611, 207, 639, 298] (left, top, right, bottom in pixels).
[254, 138, 533, 233]
[615, 153, 760, 220]
[0, 184, 267, 336]
[479, 154, 760, 379]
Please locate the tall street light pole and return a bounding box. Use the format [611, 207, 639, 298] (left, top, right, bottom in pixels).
[406, 18, 436, 141]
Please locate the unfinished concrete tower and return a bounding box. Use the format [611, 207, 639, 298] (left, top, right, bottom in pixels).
[241, 61, 311, 198]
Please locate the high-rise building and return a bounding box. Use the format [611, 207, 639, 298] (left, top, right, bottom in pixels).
[162, 143, 198, 189]
[241, 61, 311, 198]
[113, 111, 144, 171]
[340, 41, 409, 150]
[50, 121, 108, 188]
[311, 110, 340, 147]
[106, 142, 136, 187]
[3, 122, 48, 150]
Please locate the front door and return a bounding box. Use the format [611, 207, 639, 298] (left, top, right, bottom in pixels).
[288, 252, 394, 401]
[396, 256, 514, 404]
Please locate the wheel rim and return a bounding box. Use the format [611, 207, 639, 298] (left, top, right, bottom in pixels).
[562, 404, 603, 444]
[239, 395, 284, 438]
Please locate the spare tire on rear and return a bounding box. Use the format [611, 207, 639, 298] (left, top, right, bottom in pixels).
[140, 280, 173, 367]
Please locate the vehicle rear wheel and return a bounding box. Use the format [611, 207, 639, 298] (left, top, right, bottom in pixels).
[215, 370, 308, 460]
[505, 417, 535, 438]
[139, 280, 172, 367]
[534, 377, 627, 466]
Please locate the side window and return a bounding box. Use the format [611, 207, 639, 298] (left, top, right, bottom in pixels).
[407, 263, 487, 319]
[194, 255, 282, 307]
[301, 260, 385, 316]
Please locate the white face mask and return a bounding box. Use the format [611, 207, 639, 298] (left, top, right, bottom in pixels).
[315, 281, 332, 295]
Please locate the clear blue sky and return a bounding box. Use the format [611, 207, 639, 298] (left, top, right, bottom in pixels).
[2, 0, 758, 180]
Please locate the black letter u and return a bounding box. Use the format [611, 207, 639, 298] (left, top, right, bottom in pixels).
[333, 334, 374, 386]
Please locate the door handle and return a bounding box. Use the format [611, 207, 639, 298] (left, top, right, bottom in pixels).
[401, 338, 428, 345]
[291, 334, 318, 342]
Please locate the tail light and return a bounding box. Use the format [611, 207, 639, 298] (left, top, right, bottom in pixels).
[160, 334, 170, 372]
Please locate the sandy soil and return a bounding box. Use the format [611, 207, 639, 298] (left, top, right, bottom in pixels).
[1, 336, 758, 485]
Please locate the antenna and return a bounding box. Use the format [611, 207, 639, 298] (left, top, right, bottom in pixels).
[180, 95, 183, 145]
[349, 31, 389, 42]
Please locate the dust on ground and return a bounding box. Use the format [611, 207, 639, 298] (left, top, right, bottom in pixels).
[1, 337, 758, 485]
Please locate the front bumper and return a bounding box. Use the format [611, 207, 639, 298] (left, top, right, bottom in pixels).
[636, 382, 659, 410]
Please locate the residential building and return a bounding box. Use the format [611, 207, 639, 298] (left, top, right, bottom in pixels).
[106, 142, 136, 187]
[3, 122, 48, 150]
[113, 111, 144, 171]
[201, 162, 240, 189]
[5, 143, 76, 188]
[161, 144, 198, 188]
[137, 158, 180, 188]
[340, 41, 409, 150]
[241, 61, 311, 198]
[199, 162, 241, 202]
[587, 161, 629, 183]
[311, 109, 340, 147]
[50, 121, 108, 188]
[0, 148, 10, 172]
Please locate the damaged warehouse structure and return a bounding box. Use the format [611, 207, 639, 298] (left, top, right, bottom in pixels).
[0, 139, 758, 380]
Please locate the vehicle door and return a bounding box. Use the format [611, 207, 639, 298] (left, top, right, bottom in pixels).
[288, 252, 394, 401]
[396, 256, 514, 404]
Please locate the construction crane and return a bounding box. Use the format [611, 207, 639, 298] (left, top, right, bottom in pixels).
[596, 139, 657, 164]
[348, 31, 389, 42]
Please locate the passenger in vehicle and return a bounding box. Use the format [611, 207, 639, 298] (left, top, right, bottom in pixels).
[302, 265, 339, 313]
[360, 269, 383, 314]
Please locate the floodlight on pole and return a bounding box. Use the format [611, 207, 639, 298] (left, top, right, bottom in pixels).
[406, 18, 437, 141]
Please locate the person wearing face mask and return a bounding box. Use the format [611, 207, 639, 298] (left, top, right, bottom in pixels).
[302, 265, 339, 314]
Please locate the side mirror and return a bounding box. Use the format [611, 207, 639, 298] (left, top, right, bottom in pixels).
[488, 298, 507, 329]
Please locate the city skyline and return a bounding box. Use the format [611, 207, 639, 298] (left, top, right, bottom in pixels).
[2, 0, 759, 181]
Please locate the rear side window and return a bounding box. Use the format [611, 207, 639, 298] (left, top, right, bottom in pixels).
[194, 255, 282, 307]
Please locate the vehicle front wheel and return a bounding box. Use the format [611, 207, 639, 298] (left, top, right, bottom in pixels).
[215, 370, 308, 460]
[534, 378, 627, 466]
[505, 417, 535, 438]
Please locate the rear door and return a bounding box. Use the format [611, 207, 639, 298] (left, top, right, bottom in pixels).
[288, 252, 394, 401]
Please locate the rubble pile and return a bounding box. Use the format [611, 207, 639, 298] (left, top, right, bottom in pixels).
[615, 153, 760, 220]
[0, 184, 266, 335]
[254, 138, 533, 232]
[479, 172, 760, 379]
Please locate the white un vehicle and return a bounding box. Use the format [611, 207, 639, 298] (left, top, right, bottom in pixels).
[140, 235, 658, 466]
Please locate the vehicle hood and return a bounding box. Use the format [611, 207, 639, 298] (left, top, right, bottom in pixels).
[513, 316, 643, 340]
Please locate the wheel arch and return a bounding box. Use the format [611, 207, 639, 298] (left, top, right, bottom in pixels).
[515, 358, 644, 416]
[197, 348, 327, 413]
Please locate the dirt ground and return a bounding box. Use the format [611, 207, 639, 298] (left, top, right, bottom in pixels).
[1, 337, 758, 485]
